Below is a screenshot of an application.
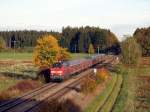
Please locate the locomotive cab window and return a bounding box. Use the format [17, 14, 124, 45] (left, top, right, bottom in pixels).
[52, 62, 62, 68]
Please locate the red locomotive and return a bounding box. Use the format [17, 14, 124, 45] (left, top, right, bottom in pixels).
[50, 54, 105, 81]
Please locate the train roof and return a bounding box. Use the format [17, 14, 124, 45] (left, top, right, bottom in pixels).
[62, 54, 105, 66]
[57, 54, 105, 67]
[63, 58, 87, 67]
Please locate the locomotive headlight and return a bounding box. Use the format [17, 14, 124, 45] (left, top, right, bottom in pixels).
[57, 71, 63, 74]
[51, 71, 55, 74]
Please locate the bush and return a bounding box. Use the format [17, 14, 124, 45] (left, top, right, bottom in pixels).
[0, 89, 20, 102]
[58, 48, 71, 61]
[8, 80, 42, 92]
[96, 68, 110, 82]
[84, 75, 118, 112]
[121, 37, 142, 66]
[81, 68, 110, 94]
[81, 77, 97, 94]
[0, 80, 42, 101]
[38, 99, 81, 112]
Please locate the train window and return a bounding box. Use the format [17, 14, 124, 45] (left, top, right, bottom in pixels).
[63, 62, 69, 67]
[52, 62, 62, 68]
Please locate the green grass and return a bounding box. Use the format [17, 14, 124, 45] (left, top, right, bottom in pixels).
[0, 77, 19, 92]
[112, 66, 137, 112]
[0, 52, 88, 60]
[100, 75, 122, 112]
[70, 53, 89, 60]
[112, 64, 150, 112]
[84, 74, 118, 112]
[0, 52, 33, 60]
[112, 66, 129, 112]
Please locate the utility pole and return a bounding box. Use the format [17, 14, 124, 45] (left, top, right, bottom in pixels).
[75, 44, 77, 53]
[12, 40, 18, 77]
[97, 46, 100, 54]
[12, 40, 19, 58]
[13, 40, 17, 57]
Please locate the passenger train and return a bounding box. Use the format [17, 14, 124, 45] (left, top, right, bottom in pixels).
[50, 54, 105, 81]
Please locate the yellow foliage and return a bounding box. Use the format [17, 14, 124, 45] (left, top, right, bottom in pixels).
[88, 44, 95, 54]
[96, 68, 110, 81]
[81, 77, 97, 94]
[33, 35, 70, 67]
[58, 48, 71, 61]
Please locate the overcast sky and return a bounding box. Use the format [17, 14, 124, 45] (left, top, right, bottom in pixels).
[0, 0, 150, 40]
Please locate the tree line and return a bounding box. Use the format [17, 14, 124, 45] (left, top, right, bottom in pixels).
[134, 27, 150, 56]
[60, 26, 120, 54]
[0, 26, 121, 54]
[0, 30, 61, 48]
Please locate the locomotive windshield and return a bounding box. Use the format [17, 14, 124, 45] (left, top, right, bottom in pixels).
[52, 62, 62, 68]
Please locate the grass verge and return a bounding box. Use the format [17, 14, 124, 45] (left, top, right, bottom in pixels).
[100, 75, 123, 112]
[112, 66, 129, 112]
[84, 74, 117, 112]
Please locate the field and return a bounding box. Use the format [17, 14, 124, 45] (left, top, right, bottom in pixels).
[112, 58, 150, 112]
[0, 52, 33, 60]
[0, 63, 38, 79]
[0, 52, 88, 61]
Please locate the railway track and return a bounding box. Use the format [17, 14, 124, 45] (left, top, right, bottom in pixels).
[0, 83, 58, 112]
[0, 69, 93, 112]
[27, 71, 93, 112]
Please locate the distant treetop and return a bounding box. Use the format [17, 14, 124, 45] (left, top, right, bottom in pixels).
[134, 27, 150, 56]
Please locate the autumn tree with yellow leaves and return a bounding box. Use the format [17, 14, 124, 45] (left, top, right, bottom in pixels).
[88, 43, 95, 54]
[34, 35, 70, 67]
